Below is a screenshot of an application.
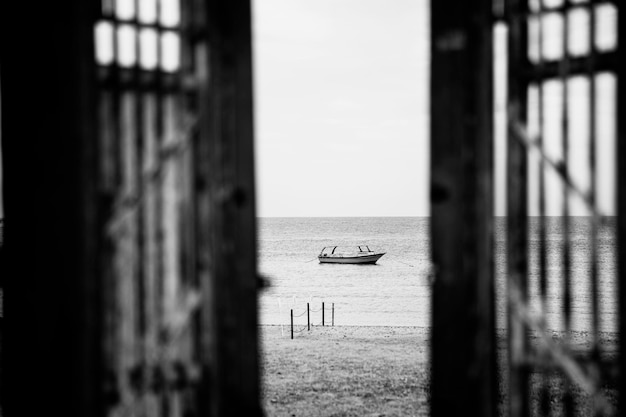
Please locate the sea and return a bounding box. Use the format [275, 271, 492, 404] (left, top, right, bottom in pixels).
[257, 216, 618, 333]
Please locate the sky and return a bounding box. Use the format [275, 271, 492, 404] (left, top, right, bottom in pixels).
[252, 0, 430, 217]
[0, 1, 617, 219]
[253, 0, 617, 218]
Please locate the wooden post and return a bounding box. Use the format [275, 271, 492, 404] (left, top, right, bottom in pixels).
[307, 303, 310, 331]
[196, 0, 263, 415]
[430, 0, 497, 415]
[291, 309, 294, 340]
[322, 302, 325, 326]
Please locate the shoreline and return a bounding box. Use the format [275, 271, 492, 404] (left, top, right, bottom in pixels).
[259, 324, 618, 416]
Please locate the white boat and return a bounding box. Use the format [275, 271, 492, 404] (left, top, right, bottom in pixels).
[318, 245, 385, 264]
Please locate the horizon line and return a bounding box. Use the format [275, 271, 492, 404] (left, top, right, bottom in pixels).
[256, 214, 616, 218]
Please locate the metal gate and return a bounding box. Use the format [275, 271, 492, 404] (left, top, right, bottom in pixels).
[95, 1, 261, 415]
[430, 0, 623, 415]
[505, 0, 620, 415]
[0, 1, 261, 416]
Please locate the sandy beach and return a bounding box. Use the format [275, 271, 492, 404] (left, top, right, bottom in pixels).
[260, 325, 431, 416]
[260, 324, 619, 416]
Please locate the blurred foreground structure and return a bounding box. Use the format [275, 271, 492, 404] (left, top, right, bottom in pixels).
[1, 0, 260, 416]
[0, 0, 623, 416]
[431, 0, 623, 416]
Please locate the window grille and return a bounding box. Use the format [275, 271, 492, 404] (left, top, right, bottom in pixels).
[1, 0, 252, 415]
[93, 1, 203, 415]
[503, 0, 619, 415]
[430, 0, 621, 415]
[90, 1, 262, 415]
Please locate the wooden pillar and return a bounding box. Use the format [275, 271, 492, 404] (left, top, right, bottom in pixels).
[195, 0, 262, 415]
[430, 0, 497, 415]
[0, 1, 103, 416]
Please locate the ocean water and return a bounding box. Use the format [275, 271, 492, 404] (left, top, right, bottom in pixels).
[258, 217, 617, 333]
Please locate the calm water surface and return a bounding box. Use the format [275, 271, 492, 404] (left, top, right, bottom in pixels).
[258, 217, 617, 332]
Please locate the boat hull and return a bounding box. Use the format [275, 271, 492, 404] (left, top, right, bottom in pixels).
[318, 253, 385, 264]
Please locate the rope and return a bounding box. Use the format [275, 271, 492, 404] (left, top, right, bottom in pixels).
[292, 309, 307, 318]
[308, 306, 335, 313]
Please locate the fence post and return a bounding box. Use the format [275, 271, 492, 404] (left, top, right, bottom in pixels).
[332, 303, 334, 326]
[322, 302, 325, 326]
[307, 303, 310, 331]
[291, 309, 293, 340]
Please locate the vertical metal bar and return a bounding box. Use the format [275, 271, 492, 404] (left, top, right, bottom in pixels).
[332, 303, 335, 326]
[507, 111, 530, 417]
[506, 0, 529, 416]
[133, 0, 147, 352]
[111, 2, 122, 192]
[323, 302, 325, 326]
[180, 5, 206, 415]
[430, 0, 496, 415]
[535, 7, 547, 317]
[307, 302, 310, 331]
[142, 92, 161, 416]
[587, 0, 600, 357]
[153, 3, 170, 407]
[152, 3, 167, 413]
[291, 310, 294, 340]
[119, 93, 137, 402]
[560, 7, 574, 417]
[617, 0, 626, 412]
[585, 6, 603, 413]
[535, 5, 551, 413]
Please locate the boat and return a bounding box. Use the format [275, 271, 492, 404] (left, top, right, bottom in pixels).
[318, 245, 385, 264]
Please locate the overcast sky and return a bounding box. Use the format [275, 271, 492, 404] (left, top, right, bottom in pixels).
[252, 0, 430, 217]
[0, 1, 617, 219]
[252, 0, 616, 218]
